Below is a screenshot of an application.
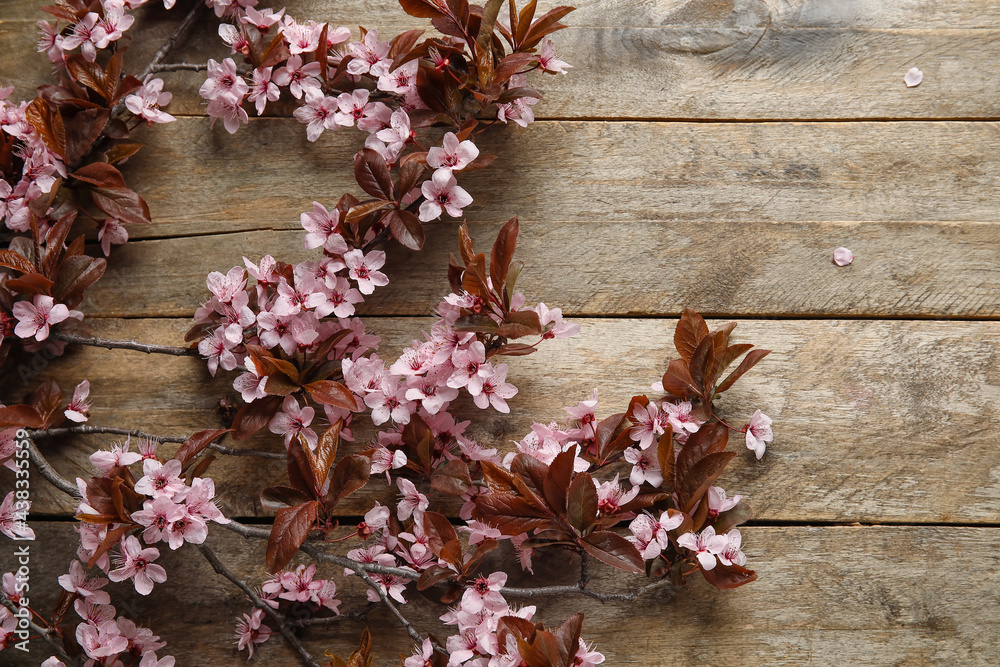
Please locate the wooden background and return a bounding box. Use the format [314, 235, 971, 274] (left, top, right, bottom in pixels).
[3, 0, 1000, 664]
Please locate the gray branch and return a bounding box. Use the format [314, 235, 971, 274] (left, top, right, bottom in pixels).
[0, 592, 79, 665]
[34, 425, 285, 460]
[53, 332, 198, 357]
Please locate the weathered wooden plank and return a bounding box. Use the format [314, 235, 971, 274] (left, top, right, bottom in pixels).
[3, 524, 998, 665]
[5, 317, 1000, 524]
[5, 0, 1000, 119]
[64, 118, 1000, 241]
[80, 220, 1000, 319]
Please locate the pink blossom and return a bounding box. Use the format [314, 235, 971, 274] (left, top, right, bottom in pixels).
[334, 88, 373, 127]
[538, 37, 571, 74]
[197, 327, 239, 376]
[199, 58, 249, 101]
[182, 477, 230, 525]
[629, 401, 664, 449]
[357, 100, 392, 134]
[375, 109, 413, 154]
[403, 638, 434, 667]
[166, 508, 209, 550]
[396, 478, 429, 522]
[61, 13, 108, 62]
[628, 510, 683, 559]
[717, 528, 747, 567]
[461, 571, 507, 614]
[134, 459, 185, 498]
[357, 503, 391, 538]
[474, 363, 518, 413]
[218, 23, 250, 54]
[139, 652, 176, 667]
[465, 520, 502, 545]
[206, 93, 249, 134]
[594, 473, 639, 515]
[344, 249, 389, 295]
[272, 54, 322, 99]
[574, 640, 605, 666]
[346, 29, 391, 77]
[13, 294, 71, 341]
[565, 388, 599, 441]
[60, 379, 91, 423]
[125, 77, 175, 124]
[404, 372, 458, 415]
[233, 358, 267, 403]
[427, 132, 480, 171]
[76, 619, 128, 660]
[301, 201, 348, 252]
[536, 302, 580, 339]
[624, 446, 663, 487]
[282, 20, 323, 54]
[447, 341, 491, 395]
[100, 1, 134, 43]
[0, 491, 33, 540]
[131, 496, 185, 544]
[294, 89, 340, 141]
[58, 560, 111, 604]
[98, 218, 128, 256]
[269, 395, 318, 450]
[108, 535, 167, 595]
[325, 276, 365, 318]
[665, 400, 702, 434]
[707, 486, 742, 519]
[206, 266, 246, 303]
[36, 20, 65, 62]
[418, 168, 473, 221]
[90, 437, 143, 473]
[497, 75, 538, 127]
[745, 409, 772, 459]
[234, 607, 272, 658]
[365, 381, 414, 426]
[248, 66, 280, 115]
[242, 6, 285, 30]
[677, 526, 728, 571]
[377, 61, 418, 95]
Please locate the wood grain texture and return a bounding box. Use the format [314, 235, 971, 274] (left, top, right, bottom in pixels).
[4, 0, 1000, 119]
[79, 220, 1000, 319]
[67, 117, 1000, 241]
[3, 524, 998, 665]
[6, 317, 1000, 524]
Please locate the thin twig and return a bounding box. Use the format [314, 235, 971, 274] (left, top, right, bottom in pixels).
[149, 62, 209, 73]
[337, 557, 426, 645]
[27, 438, 81, 498]
[197, 544, 320, 667]
[53, 332, 198, 357]
[0, 593, 79, 665]
[502, 577, 675, 603]
[292, 604, 373, 627]
[138, 1, 204, 81]
[35, 426, 285, 459]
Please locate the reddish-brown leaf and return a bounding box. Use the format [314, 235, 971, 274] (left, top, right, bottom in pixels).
[388, 28, 425, 63]
[472, 494, 551, 535]
[71, 162, 126, 188]
[552, 613, 584, 665]
[104, 142, 144, 164]
[345, 199, 394, 224]
[661, 358, 701, 398]
[480, 460, 519, 495]
[266, 501, 319, 573]
[398, 0, 446, 19]
[542, 449, 574, 515]
[53, 255, 106, 308]
[0, 250, 34, 275]
[712, 501, 753, 535]
[430, 459, 474, 496]
[716, 348, 771, 394]
[497, 309, 542, 339]
[91, 187, 151, 225]
[416, 564, 456, 590]
[422, 510, 459, 554]
[326, 454, 371, 507]
[674, 308, 709, 362]
[232, 395, 283, 441]
[566, 471, 597, 533]
[302, 421, 341, 494]
[175, 429, 230, 468]
[25, 98, 66, 158]
[388, 209, 425, 250]
[521, 6, 574, 49]
[680, 451, 737, 513]
[0, 405, 44, 429]
[489, 216, 518, 292]
[304, 380, 357, 410]
[675, 422, 729, 488]
[354, 148, 394, 200]
[580, 530, 644, 574]
[701, 561, 758, 589]
[260, 485, 313, 512]
[29, 379, 63, 429]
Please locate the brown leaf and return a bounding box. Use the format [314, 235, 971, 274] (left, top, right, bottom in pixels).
[345, 199, 394, 224]
[71, 162, 126, 188]
[25, 98, 66, 158]
[566, 471, 597, 533]
[480, 460, 519, 495]
[521, 6, 574, 49]
[398, 0, 447, 19]
[29, 379, 63, 429]
[354, 148, 394, 200]
[260, 485, 313, 512]
[674, 308, 709, 362]
[52, 255, 106, 308]
[175, 428, 230, 468]
[232, 395, 283, 441]
[680, 451, 737, 513]
[497, 309, 542, 339]
[326, 454, 371, 508]
[266, 501, 319, 573]
[489, 216, 518, 292]
[388, 209, 425, 250]
[580, 530, 644, 574]
[0, 405, 44, 429]
[388, 29, 425, 63]
[0, 250, 34, 275]
[430, 459, 474, 496]
[91, 187, 151, 225]
[542, 449, 574, 515]
[104, 142, 144, 164]
[302, 421, 342, 495]
[716, 348, 771, 394]
[472, 494, 551, 535]
[304, 380, 357, 410]
[422, 510, 459, 554]
[701, 561, 757, 589]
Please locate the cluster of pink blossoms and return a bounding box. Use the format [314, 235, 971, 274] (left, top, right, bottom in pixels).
[400, 575, 604, 667]
[36, 0, 135, 65]
[233, 563, 341, 658]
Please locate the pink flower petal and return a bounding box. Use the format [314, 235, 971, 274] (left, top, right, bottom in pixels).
[833, 247, 854, 266]
[904, 67, 923, 88]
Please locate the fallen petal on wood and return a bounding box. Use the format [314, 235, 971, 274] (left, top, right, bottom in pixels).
[833, 247, 854, 266]
[904, 67, 923, 87]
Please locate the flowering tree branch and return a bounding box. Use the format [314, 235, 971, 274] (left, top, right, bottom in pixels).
[134, 0, 205, 84]
[52, 333, 198, 357]
[26, 438, 81, 499]
[196, 543, 321, 667]
[0, 592, 79, 665]
[149, 62, 210, 73]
